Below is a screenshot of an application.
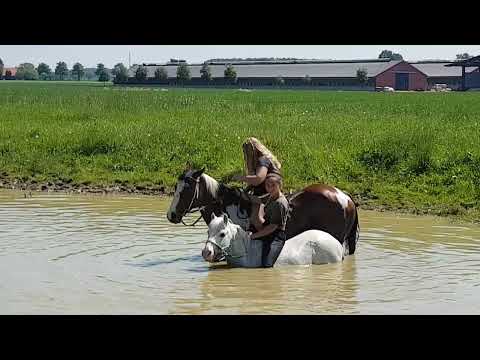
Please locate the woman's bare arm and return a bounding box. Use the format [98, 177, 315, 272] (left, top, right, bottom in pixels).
[234, 166, 268, 186]
[250, 224, 279, 239]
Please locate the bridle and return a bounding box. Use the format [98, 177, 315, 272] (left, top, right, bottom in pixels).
[205, 238, 233, 260]
[176, 176, 254, 228]
[177, 176, 223, 226]
[205, 225, 248, 260]
[179, 176, 206, 226]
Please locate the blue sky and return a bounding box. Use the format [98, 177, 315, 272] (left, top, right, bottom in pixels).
[0, 45, 479, 68]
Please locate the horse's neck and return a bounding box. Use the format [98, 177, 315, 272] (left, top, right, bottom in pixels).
[198, 174, 220, 205]
[228, 224, 262, 267]
[228, 224, 249, 255]
[232, 225, 248, 245]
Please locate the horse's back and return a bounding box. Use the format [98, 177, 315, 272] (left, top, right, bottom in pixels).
[278, 229, 343, 265]
[306, 230, 344, 264]
[286, 185, 354, 242]
[227, 181, 359, 255]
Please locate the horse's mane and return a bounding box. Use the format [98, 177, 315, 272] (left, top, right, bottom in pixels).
[201, 173, 220, 199]
[218, 183, 253, 209]
[182, 169, 254, 214]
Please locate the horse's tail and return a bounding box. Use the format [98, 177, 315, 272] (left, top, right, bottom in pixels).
[344, 194, 360, 255]
[345, 205, 360, 255]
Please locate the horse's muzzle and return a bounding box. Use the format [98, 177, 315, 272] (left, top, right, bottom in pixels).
[167, 212, 181, 224]
[202, 245, 215, 262]
[202, 243, 223, 263]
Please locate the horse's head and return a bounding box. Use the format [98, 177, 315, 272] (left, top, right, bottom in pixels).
[167, 168, 205, 223]
[202, 213, 235, 263]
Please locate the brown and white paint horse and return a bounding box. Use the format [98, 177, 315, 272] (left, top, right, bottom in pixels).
[167, 168, 360, 256]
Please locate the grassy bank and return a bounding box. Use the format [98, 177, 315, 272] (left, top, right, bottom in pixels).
[1, 82, 479, 222]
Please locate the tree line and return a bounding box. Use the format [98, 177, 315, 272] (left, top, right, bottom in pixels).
[0, 59, 129, 82]
[131, 62, 239, 83]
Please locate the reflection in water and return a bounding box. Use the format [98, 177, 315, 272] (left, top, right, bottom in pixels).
[0, 189, 479, 314]
[175, 257, 359, 314]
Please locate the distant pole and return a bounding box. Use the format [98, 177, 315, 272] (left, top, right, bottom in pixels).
[129, 52, 131, 68]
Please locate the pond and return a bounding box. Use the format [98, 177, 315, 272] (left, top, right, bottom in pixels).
[1, 190, 479, 314]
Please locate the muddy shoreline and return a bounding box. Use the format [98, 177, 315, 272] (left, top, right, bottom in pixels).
[0, 176, 171, 197]
[1, 174, 478, 224]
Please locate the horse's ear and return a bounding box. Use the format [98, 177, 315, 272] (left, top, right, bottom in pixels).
[223, 213, 229, 225]
[211, 212, 216, 221]
[192, 167, 205, 179]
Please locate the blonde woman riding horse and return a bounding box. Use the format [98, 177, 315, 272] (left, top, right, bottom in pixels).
[233, 137, 282, 231]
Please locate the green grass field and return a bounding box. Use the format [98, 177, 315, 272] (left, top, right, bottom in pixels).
[1, 82, 479, 221]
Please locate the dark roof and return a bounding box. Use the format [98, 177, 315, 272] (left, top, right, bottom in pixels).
[205, 58, 392, 65]
[128, 59, 401, 79]
[445, 55, 480, 67]
[410, 62, 478, 77]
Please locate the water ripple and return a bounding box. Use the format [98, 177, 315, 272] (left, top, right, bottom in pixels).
[1, 190, 480, 314]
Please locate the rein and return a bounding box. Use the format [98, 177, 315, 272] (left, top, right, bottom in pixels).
[181, 212, 204, 227]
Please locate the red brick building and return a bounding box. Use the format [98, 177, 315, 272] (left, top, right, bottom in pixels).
[375, 61, 428, 90]
[2, 67, 17, 79]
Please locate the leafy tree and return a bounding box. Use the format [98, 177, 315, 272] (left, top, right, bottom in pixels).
[224, 64, 237, 83]
[378, 49, 403, 61]
[390, 53, 403, 61]
[98, 71, 110, 82]
[37, 63, 51, 77]
[112, 63, 128, 82]
[356, 67, 368, 86]
[456, 53, 473, 60]
[16, 63, 39, 80]
[96, 63, 110, 82]
[71, 62, 85, 81]
[154, 66, 168, 81]
[55, 61, 69, 80]
[135, 65, 147, 81]
[176, 63, 191, 82]
[95, 63, 106, 77]
[200, 63, 212, 81]
[0, 58, 4, 79]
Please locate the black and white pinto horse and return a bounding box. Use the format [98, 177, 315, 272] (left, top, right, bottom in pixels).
[205, 213, 344, 267]
[167, 168, 360, 258]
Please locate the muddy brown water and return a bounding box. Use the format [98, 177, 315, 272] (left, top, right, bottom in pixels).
[1, 189, 479, 314]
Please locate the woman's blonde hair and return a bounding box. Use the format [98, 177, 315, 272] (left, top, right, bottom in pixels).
[242, 137, 281, 175]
